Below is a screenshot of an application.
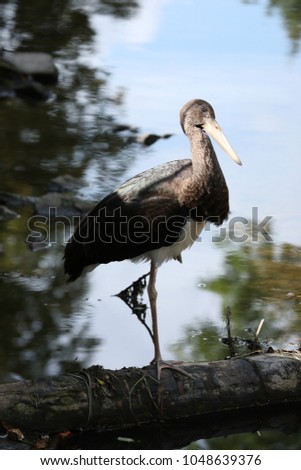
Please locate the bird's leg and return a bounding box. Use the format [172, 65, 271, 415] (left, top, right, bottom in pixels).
[148, 260, 162, 363]
[148, 260, 193, 380]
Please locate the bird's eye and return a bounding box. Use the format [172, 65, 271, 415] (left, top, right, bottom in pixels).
[200, 105, 207, 114]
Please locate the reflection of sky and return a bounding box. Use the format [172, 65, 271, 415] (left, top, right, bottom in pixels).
[78, 0, 301, 368]
[88, 0, 301, 243]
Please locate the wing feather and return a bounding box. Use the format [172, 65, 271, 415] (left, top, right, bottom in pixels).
[64, 160, 192, 280]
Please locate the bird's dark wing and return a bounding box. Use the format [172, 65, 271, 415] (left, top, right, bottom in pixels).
[116, 159, 192, 200]
[64, 160, 192, 281]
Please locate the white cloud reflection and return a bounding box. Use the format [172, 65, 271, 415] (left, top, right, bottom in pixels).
[89, 0, 170, 60]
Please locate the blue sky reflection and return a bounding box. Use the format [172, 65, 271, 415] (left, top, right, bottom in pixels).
[79, 0, 301, 369]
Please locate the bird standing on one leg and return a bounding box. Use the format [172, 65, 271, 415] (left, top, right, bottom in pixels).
[64, 99, 242, 375]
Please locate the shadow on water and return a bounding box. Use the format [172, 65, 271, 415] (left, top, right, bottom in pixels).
[56, 403, 301, 450]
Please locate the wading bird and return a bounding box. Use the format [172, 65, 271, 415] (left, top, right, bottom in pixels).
[64, 99, 242, 375]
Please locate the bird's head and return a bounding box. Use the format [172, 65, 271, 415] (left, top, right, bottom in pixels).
[180, 99, 242, 166]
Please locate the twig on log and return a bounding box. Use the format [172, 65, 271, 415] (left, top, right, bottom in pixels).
[255, 318, 265, 343]
[226, 306, 235, 357]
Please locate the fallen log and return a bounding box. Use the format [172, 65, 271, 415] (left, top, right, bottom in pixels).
[1, 351, 301, 437]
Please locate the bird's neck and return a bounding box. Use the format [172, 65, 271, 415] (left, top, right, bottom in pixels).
[178, 130, 224, 208]
[190, 132, 218, 179]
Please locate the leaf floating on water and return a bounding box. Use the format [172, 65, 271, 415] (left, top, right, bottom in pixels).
[117, 436, 135, 443]
[286, 292, 296, 299]
[13, 429, 24, 441]
[34, 434, 50, 449]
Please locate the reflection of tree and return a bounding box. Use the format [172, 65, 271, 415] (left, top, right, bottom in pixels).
[171, 240, 301, 365]
[0, 0, 141, 380]
[208, 242, 301, 335]
[267, 0, 301, 52]
[0, 0, 141, 196]
[171, 321, 229, 363]
[1, 1, 139, 52]
[0, 246, 101, 382]
[242, 0, 301, 52]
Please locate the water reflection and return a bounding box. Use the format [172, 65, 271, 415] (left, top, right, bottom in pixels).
[1, 0, 301, 450]
[0, 249, 100, 381]
[0, 0, 142, 381]
[208, 240, 301, 345]
[1, 0, 141, 196]
[116, 273, 148, 316]
[245, 0, 301, 53]
[170, 235, 301, 365]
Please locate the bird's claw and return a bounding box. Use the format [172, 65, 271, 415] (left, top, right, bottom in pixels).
[152, 359, 194, 381]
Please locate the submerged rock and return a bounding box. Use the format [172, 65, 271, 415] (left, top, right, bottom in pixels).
[34, 192, 93, 218]
[0, 181, 93, 221]
[0, 51, 58, 101]
[0, 52, 58, 84]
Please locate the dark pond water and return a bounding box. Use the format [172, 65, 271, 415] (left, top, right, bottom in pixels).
[1, 0, 301, 450]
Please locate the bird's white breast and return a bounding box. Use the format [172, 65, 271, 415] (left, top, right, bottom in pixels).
[133, 218, 204, 266]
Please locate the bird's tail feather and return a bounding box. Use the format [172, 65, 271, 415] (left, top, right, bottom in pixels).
[63, 238, 88, 282]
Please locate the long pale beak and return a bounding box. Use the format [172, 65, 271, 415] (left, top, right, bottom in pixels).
[203, 117, 242, 166]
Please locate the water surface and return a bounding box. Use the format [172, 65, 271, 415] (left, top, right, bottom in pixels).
[1, 0, 301, 450]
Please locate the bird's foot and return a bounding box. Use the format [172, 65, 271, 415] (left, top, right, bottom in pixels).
[151, 358, 194, 381]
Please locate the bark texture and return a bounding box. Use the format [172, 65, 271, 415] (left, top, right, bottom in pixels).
[0, 351, 301, 434]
